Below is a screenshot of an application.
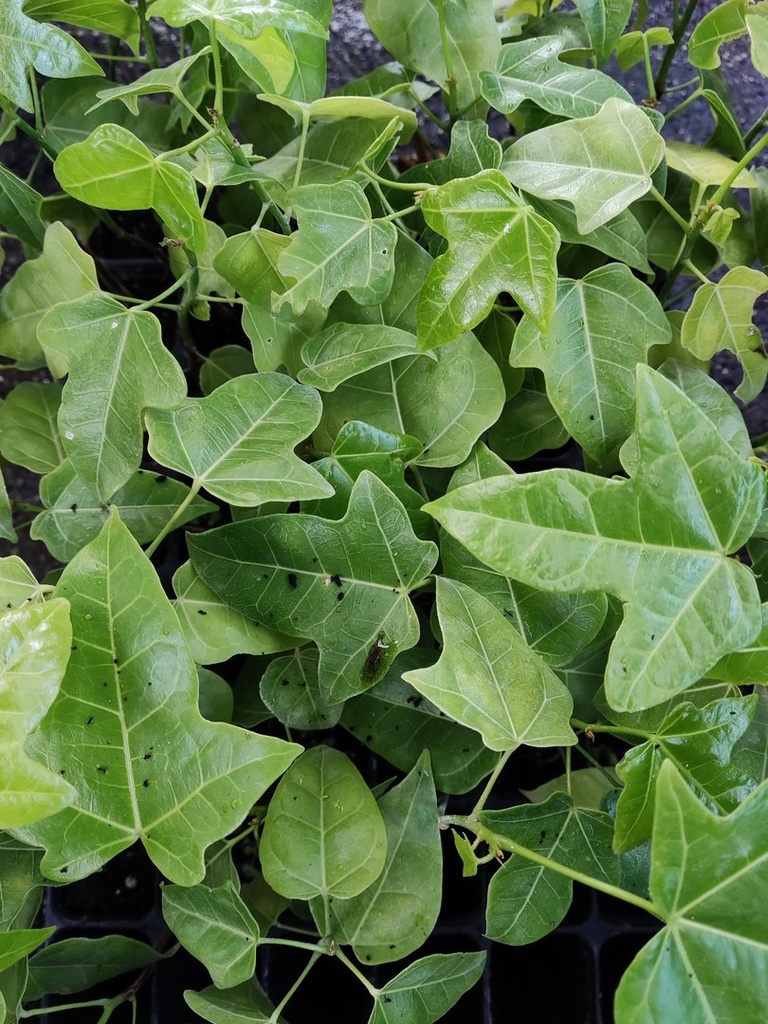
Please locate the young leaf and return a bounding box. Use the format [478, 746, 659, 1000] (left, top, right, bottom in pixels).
[23, 0, 140, 52]
[0, 166, 45, 251]
[38, 294, 187, 501]
[665, 140, 757, 188]
[481, 794, 620, 944]
[425, 366, 764, 712]
[0, 382, 63, 474]
[14, 512, 301, 884]
[480, 36, 631, 120]
[150, 0, 328, 41]
[615, 27, 674, 71]
[573, 0, 633, 64]
[274, 181, 398, 315]
[172, 562, 295, 666]
[614, 697, 757, 852]
[614, 761, 768, 1023]
[189, 472, 438, 702]
[260, 745, 387, 899]
[398, 119, 501, 186]
[0, 221, 98, 368]
[511, 264, 671, 464]
[417, 169, 560, 347]
[327, 752, 442, 964]
[368, 952, 487, 1024]
[90, 51, 209, 114]
[259, 647, 343, 730]
[0, 0, 101, 111]
[502, 97, 665, 232]
[403, 578, 576, 751]
[54, 124, 206, 252]
[146, 373, 332, 507]
[687, 0, 748, 69]
[0, 599, 76, 829]
[31, 463, 216, 563]
[680, 266, 768, 402]
[299, 323, 420, 391]
[162, 882, 260, 989]
[25, 935, 161, 1001]
[0, 557, 44, 610]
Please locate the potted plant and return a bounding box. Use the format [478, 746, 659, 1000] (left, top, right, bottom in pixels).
[1, 1, 768, 1021]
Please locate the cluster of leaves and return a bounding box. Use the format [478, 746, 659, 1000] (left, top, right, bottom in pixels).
[3, 0, 768, 1021]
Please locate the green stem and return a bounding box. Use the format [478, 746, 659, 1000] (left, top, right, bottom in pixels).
[293, 108, 311, 191]
[335, 946, 380, 998]
[683, 258, 710, 284]
[745, 104, 768, 147]
[157, 128, 217, 161]
[209, 20, 224, 119]
[471, 748, 515, 817]
[649, 184, 692, 233]
[565, 745, 573, 796]
[259, 938, 328, 954]
[137, 0, 159, 69]
[655, 0, 700, 98]
[571, 718, 651, 742]
[130, 270, 192, 312]
[144, 482, 203, 559]
[268, 951, 321, 1023]
[28, 70, 42, 135]
[178, 251, 200, 349]
[642, 39, 656, 102]
[11, 116, 57, 161]
[444, 814, 662, 919]
[359, 161, 431, 192]
[664, 86, 702, 121]
[11, 500, 44, 514]
[575, 743, 620, 787]
[408, 86, 451, 132]
[175, 91, 216, 133]
[381, 203, 421, 222]
[20, 999, 110, 1018]
[436, 0, 458, 117]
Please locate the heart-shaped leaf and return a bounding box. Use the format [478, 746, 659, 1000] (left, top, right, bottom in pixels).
[259, 647, 342, 730]
[573, 0, 633, 64]
[14, 512, 301, 884]
[425, 366, 764, 712]
[688, 0, 748, 69]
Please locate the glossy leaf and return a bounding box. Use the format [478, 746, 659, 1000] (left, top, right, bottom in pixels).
[54, 124, 206, 251]
[185, 981, 281, 1023]
[0, 472, 15, 543]
[146, 373, 331, 507]
[481, 36, 630, 120]
[15, 512, 300, 884]
[162, 882, 260, 989]
[511, 265, 670, 464]
[260, 744, 387, 899]
[189, 472, 437, 702]
[665, 139, 757, 189]
[0, 222, 98, 368]
[417, 170, 560, 347]
[151, 0, 328, 40]
[734, 688, 768, 783]
[482, 794, 620, 944]
[90, 51, 208, 114]
[259, 647, 342, 730]
[502, 98, 665, 232]
[614, 697, 757, 853]
[173, 562, 294, 666]
[573, 0, 632, 64]
[0, 0, 101, 111]
[0, 930, 55, 973]
[0, 599, 75, 828]
[327, 753, 441, 964]
[199, 345, 255, 395]
[369, 952, 487, 1024]
[615, 762, 768, 1023]
[708, 603, 768, 684]
[24, 0, 140, 51]
[274, 182, 397, 315]
[398, 120, 501, 186]
[680, 267, 768, 402]
[687, 0, 748, 69]
[38, 294, 187, 501]
[0, 167, 45, 251]
[25, 935, 160, 1001]
[341, 649, 498, 795]
[488, 380, 569, 462]
[32, 463, 215, 563]
[0, 557, 45, 610]
[425, 366, 764, 712]
[299, 323, 420, 391]
[363, 0, 500, 115]
[0, 382, 63, 474]
[404, 578, 575, 751]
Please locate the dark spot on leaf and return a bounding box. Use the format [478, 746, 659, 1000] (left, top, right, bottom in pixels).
[287, 572, 298, 589]
[70, 503, 77, 512]
[384, 996, 392, 1003]
[589, 415, 595, 421]
[86, 716, 94, 726]
[60, 866, 68, 874]
[462, 747, 469, 753]
[337, 592, 345, 601]
[282, 679, 291, 686]
[59, 769, 66, 775]
[388, 944, 396, 950]
[365, 955, 372, 962]
[365, 734, 373, 742]
[144, 753, 152, 760]
[197, 609, 207, 615]
[381, 248, 388, 255]
[71, 645, 78, 651]
[143, 779, 150, 788]
[406, 695, 422, 708]
[102, 682, 108, 688]
[330, 574, 342, 587]
[113, 658, 119, 665]
[362, 632, 388, 681]
[97, 766, 108, 774]
[156, 475, 167, 483]
[262, 572, 269, 579]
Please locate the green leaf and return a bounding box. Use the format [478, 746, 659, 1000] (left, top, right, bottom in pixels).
[708, 603, 768, 683]
[502, 97, 665, 232]
[0, 599, 75, 828]
[747, 6, 768, 75]
[90, 51, 209, 114]
[0, 471, 16, 543]
[0, 166, 45, 251]
[363, 0, 499, 116]
[573, 0, 633, 64]
[31, 463, 215, 563]
[481, 36, 631, 119]
[260, 744, 387, 899]
[733, 688, 768, 782]
[680, 266, 768, 402]
[257, 92, 417, 137]
[687, 0, 748, 69]
[197, 668, 233, 723]
[398, 120, 501, 187]
[200, 345, 255, 395]
[0, 557, 46, 610]
[614, 697, 757, 853]
[0, 0, 101, 111]
[150, 0, 328, 40]
[326, 752, 441, 964]
[259, 647, 342, 730]
[369, 952, 487, 1024]
[38, 294, 187, 501]
[481, 794, 620, 944]
[273, 181, 398, 315]
[23, 0, 140, 52]
[665, 139, 757, 189]
[173, 561, 294, 666]
[615, 762, 768, 1023]
[424, 366, 764, 712]
[0, 929, 55, 973]
[14, 512, 300, 884]
[403, 578, 575, 751]
[54, 124, 206, 252]
[146, 373, 331, 507]
[616, 27, 674, 71]
[341, 649, 498, 795]
[213, 229, 325, 375]
[0, 836, 45, 931]
[0, 222, 98, 368]
[417, 169, 560, 347]
[488, 378, 568, 462]
[189, 472, 437, 702]
[0, 382, 63, 474]
[185, 980, 280, 1024]
[299, 323, 420, 391]
[162, 882, 260, 989]
[25, 935, 160, 1001]
[511, 264, 671, 464]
